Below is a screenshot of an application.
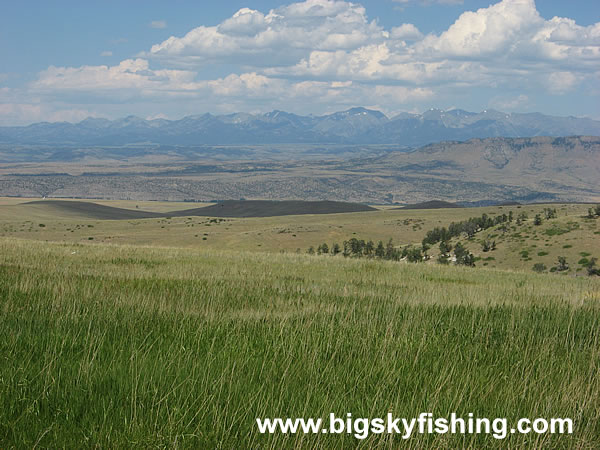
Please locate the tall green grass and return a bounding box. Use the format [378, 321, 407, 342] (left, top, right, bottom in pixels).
[0, 238, 599, 448]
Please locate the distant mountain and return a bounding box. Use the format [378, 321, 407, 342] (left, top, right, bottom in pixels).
[0, 108, 598, 147]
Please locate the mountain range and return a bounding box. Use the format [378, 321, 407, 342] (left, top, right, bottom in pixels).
[1, 108, 599, 147]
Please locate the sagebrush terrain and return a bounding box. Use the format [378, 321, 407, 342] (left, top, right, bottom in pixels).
[1, 136, 599, 204]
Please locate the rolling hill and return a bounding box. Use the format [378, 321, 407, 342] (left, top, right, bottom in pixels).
[25, 199, 375, 219]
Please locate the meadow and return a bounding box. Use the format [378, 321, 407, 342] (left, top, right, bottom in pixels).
[0, 197, 598, 274]
[1, 237, 599, 448]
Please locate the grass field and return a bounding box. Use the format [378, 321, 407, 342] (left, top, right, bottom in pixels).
[0, 197, 598, 274]
[1, 237, 599, 447]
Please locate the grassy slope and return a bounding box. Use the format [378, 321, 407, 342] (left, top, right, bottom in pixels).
[1, 198, 598, 274]
[0, 238, 599, 448]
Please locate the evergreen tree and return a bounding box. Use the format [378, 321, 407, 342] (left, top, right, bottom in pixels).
[386, 239, 400, 261]
[375, 241, 385, 258]
[406, 246, 423, 263]
[439, 240, 452, 255]
[365, 240, 375, 256]
[454, 243, 475, 267]
[342, 241, 350, 257]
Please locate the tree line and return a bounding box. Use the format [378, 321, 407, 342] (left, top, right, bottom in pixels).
[421, 211, 516, 247]
[307, 237, 477, 267]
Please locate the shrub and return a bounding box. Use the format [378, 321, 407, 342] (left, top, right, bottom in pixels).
[556, 256, 569, 272]
[587, 258, 600, 276]
[532, 263, 547, 273]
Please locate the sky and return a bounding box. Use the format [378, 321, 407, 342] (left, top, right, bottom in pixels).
[0, 0, 598, 125]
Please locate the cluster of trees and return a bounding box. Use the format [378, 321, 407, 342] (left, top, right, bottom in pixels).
[421, 212, 513, 247]
[309, 238, 437, 264]
[309, 238, 402, 261]
[586, 205, 600, 219]
[437, 241, 475, 266]
[309, 235, 477, 267]
[534, 208, 558, 226]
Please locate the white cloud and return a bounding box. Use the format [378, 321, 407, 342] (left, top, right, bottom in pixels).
[143, 0, 599, 91]
[145, 0, 387, 67]
[418, 0, 600, 69]
[391, 24, 423, 41]
[32, 59, 200, 95]
[0, 102, 97, 126]
[150, 20, 167, 29]
[418, 0, 542, 58]
[100, 50, 113, 57]
[218, 8, 269, 36]
[545, 71, 578, 94]
[7, 0, 599, 123]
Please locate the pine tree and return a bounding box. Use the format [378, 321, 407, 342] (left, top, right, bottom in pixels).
[385, 239, 396, 260]
[375, 241, 385, 258]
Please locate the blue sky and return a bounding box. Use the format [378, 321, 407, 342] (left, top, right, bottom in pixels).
[0, 0, 598, 125]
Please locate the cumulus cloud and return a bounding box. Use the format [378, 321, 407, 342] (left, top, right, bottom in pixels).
[418, 0, 600, 68]
[142, 0, 598, 90]
[418, 0, 543, 58]
[12, 0, 600, 122]
[33, 59, 200, 96]
[390, 24, 423, 41]
[145, 0, 387, 67]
